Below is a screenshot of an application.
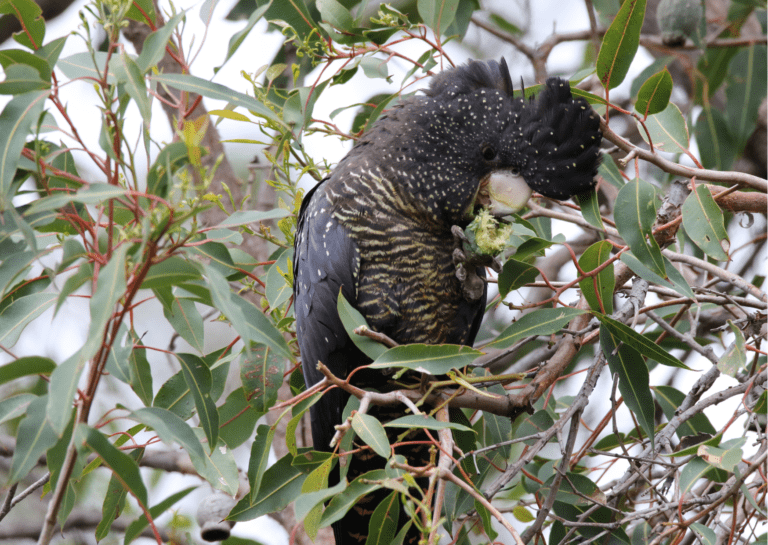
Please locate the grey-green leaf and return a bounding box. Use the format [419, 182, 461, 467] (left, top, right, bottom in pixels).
[177, 353, 219, 451]
[385, 415, 474, 433]
[338, 292, 387, 360]
[578, 240, 615, 314]
[151, 73, 287, 128]
[488, 308, 586, 349]
[0, 292, 56, 348]
[352, 413, 391, 458]
[0, 91, 47, 204]
[600, 325, 655, 449]
[596, 314, 689, 369]
[417, 0, 459, 36]
[369, 344, 482, 375]
[682, 184, 730, 261]
[77, 424, 148, 508]
[596, 0, 646, 89]
[638, 103, 689, 152]
[8, 395, 58, 485]
[615, 179, 665, 278]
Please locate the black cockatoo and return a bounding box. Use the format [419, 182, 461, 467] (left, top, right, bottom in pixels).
[293, 58, 601, 544]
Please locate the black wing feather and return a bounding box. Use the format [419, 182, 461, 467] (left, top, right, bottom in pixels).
[294, 179, 364, 451]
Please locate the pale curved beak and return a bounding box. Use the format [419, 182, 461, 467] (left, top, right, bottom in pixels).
[485, 169, 532, 216]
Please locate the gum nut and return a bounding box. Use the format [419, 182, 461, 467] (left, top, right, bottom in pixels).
[197, 491, 236, 542]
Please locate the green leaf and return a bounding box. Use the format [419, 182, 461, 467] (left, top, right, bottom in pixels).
[57, 52, 114, 82]
[596, 315, 689, 369]
[0, 393, 35, 425]
[352, 412, 391, 458]
[574, 190, 604, 230]
[45, 352, 83, 437]
[8, 395, 58, 485]
[631, 521, 653, 545]
[0, 0, 45, 49]
[620, 253, 694, 299]
[217, 387, 261, 449]
[0, 63, 49, 94]
[215, 208, 289, 229]
[366, 491, 400, 545]
[229, 453, 305, 521]
[596, 0, 646, 89]
[135, 11, 185, 73]
[359, 57, 389, 79]
[717, 321, 747, 377]
[77, 424, 148, 508]
[0, 90, 47, 204]
[653, 385, 716, 439]
[690, 522, 716, 545]
[240, 344, 283, 413]
[124, 337, 154, 407]
[638, 103, 689, 152]
[96, 448, 143, 540]
[578, 240, 615, 314]
[248, 424, 276, 502]
[488, 308, 587, 349]
[177, 353, 219, 451]
[498, 258, 538, 298]
[481, 402, 513, 457]
[418, 0, 459, 36]
[369, 344, 482, 375]
[317, 0, 354, 31]
[110, 51, 150, 126]
[297, 459, 335, 532]
[256, 0, 317, 41]
[195, 432, 239, 495]
[145, 141, 189, 197]
[0, 249, 35, 299]
[25, 182, 129, 214]
[0, 292, 56, 348]
[682, 184, 730, 261]
[695, 105, 735, 171]
[0, 355, 55, 385]
[337, 291, 387, 360]
[153, 370, 195, 420]
[697, 438, 744, 472]
[286, 393, 323, 456]
[680, 456, 710, 494]
[190, 242, 236, 279]
[385, 414, 474, 433]
[615, 179, 665, 277]
[319, 469, 388, 527]
[629, 56, 675, 97]
[0, 47, 51, 80]
[142, 256, 200, 289]
[130, 406, 206, 471]
[36, 36, 66, 74]
[203, 264, 291, 359]
[597, 152, 625, 188]
[475, 499, 499, 542]
[600, 324, 655, 449]
[517, 411, 555, 446]
[634, 67, 673, 116]
[725, 45, 767, 149]
[265, 248, 293, 309]
[85, 244, 127, 352]
[151, 73, 287, 128]
[164, 297, 205, 353]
